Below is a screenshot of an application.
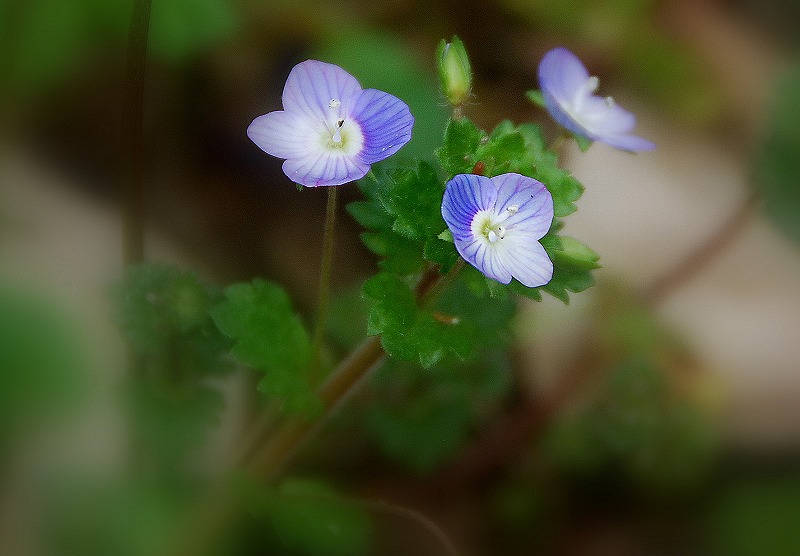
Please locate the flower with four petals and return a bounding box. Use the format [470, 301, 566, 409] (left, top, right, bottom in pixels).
[248, 60, 415, 187]
[442, 173, 554, 287]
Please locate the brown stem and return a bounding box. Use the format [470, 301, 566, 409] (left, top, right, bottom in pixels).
[643, 189, 759, 305]
[121, 0, 151, 265]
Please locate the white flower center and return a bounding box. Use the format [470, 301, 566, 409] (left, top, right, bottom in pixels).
[472, 209, 513, 244]
[319, 98, 364, 154]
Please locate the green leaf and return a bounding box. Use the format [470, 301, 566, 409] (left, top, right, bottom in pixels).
[361, 230, 425, 275]
[346, 199, 392, 231]
[378, 161, 446, 242]
[363, 270, 516, 366]
[574, 134, 593, 152]
[758, 62, 800, 245]
[363, 351, 512, 473]
[252, 478, 371, 556]
[422, 237, 460, 273]
[211, 279, 319, 415]
[526, 89, 546, 108]
[436, 117, 483, 176]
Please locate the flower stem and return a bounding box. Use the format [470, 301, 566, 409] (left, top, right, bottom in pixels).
[310, 186, 338, 383]
[121, 0, 151, 265]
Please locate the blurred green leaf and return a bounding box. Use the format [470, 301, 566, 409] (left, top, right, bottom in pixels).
[113, 263, 231, 376]
[212, 279, 319, 415]
[0, 288, 85, 449]
[149, 0, 238, 62]
[364, 351, 512, 473]
[255, 478, 371, 556]
[710, 478, 800, 556]
[758, 62, 800, 245]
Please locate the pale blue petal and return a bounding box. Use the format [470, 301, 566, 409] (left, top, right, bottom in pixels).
[465, 240, 513, 284]
[282, 151, 369, 187]
[353, 89, 414, 164]
[495, 235, 553, 287]
[538, 47, 589, 105]
[538, 47, 655, 152]
[247, 111, 319, 159]
[282, 60, 362, 122]
[490, 173, 553, 236]
[601, 133, 656, 152]
[578, 96, 636, 134]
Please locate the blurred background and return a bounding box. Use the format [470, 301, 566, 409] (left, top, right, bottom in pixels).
[1, 0, 800, 554]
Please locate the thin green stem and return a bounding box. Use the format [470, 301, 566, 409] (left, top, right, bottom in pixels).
[310, 186, 338, 383]
[121, 0, 151, 265]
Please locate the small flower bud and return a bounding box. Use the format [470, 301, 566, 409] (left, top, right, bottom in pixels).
[437, 36, 472, 107]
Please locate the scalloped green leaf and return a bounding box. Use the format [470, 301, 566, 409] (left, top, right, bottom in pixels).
[436, 117, 483, 176]
[211, 279, 319, 415]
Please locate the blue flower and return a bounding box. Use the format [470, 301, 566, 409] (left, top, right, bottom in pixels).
[248, 60, 414, 187]
[442, 173, 554, 287]
[538, 47, 655, 152]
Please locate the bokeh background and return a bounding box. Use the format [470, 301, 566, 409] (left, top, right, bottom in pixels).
[2, 0, 800, 554]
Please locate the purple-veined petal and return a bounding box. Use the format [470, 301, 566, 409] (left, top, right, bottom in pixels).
[249, 59, 415, 187]
[353, 88, 414, 164]
[282, 150, 370, 187]
[578, 96, 636, 135]
[490, 173, 553, 237]
[281, 60, 363, 123]
[494, 235, 553, 287]
[442, 173, 554, 287]
[462, 239, 513, 284]
[443, 174, 498, 215]
[247, 111, 319, 159]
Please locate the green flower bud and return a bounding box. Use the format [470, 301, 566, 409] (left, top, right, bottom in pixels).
[437, 36, 472, 107]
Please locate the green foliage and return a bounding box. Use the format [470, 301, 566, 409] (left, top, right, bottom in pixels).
[437, 118, 584, 217]
[114, 263, 231, 376]
[44, 478, 183, 556]
[212, 278, 320, 415]
[0, 287, 85, 450]
[250, 478, 371, 556]
[363, 351, 512, 473]
[1, 0, 238, 101]
[758, 62, 800, 245]
[349, 161, 458, 275]
[149, 0, 238, 62]
[363, 271, 515, 367]
[114, 263, 233, 470]
[709, 478, 800, 556]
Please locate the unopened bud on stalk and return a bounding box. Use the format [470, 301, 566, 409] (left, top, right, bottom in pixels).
[437, 36, 472, 108]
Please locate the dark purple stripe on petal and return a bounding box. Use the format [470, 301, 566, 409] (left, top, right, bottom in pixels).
[353, 89, 414, 164]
